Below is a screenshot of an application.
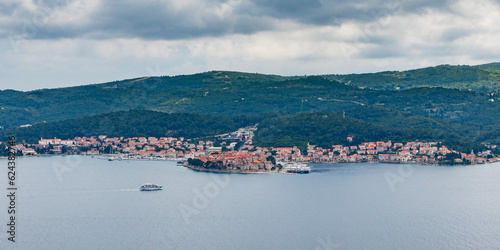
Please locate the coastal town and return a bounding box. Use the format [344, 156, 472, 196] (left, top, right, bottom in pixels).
[6, 125, 500, 173]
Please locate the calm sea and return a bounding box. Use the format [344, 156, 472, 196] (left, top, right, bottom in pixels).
[1, 156, 500, 249]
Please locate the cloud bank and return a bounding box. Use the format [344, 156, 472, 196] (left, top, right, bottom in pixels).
[1, 0, 499, 90]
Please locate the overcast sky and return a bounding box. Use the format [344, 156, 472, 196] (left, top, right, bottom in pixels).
[1, 0, 500, 90]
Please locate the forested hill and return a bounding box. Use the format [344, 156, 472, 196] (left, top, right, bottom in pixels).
[253, 112, 483, 153]
[0, 71, 291, 129]
[0, 110, 485, 153]
[325, 63, 500, 91]
[1, 63, 500, 148]
[1, 65, 500, 130]
[0, 110, 255, 143]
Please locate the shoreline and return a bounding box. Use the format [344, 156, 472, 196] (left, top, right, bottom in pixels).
[184, 164, 287, 174]
[0, 154, 496, 167]
[0, 154, 181, 162]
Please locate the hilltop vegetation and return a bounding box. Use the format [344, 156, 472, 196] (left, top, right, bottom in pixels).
[0, 110, 255, 144]
[0, 71, 296, 129]
[1, 71, 499, 130]
[1, 63, 500, 149]
[0, 109, 487, 154]
[325, 64, 500, 92]
[253, 112, 484, 153]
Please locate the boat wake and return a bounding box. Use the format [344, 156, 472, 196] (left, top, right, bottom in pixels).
[79, 188, 140, 194]
[101, 188, 139, 192]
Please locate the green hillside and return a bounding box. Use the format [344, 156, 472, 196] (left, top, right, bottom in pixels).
[0, 71, 290, 128]
[1, 64, 500, 147]
[254, 112, 483, 153]
[2, 73, 499, 130]
[0, 109, 485, 153]
[325, 63, 500, 92]
[0, 110, 255, 143]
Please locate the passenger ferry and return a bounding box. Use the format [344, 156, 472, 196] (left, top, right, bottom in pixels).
[139, 183, 163, 191]
[284, 163, 311, 174]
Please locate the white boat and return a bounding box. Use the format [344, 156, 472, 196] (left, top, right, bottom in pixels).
[139, 183, 163, 191]
[284, 162, 311, 174]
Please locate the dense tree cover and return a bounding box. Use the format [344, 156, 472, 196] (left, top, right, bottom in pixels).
[187, 158, 204, 167]
[345, 106, 455, 131]
[0, 143, 8, 156]
[325, 64, 500, 92]
[1, 64, 500, 149]
[0, 89, 24, 101]
[187, 158, 225, 169]
[253, 112, 485, 153]
[476, 127, 500, 144]
[0, 109, 489, 155]
[0, 110, 255, 143]
[0, 71, 289, 129]
[1, 64, 500, 130]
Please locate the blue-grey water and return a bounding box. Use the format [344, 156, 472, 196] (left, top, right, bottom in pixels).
[1, 156, 500, 249]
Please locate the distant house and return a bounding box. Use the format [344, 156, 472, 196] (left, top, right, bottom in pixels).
[39, 138, 52, 145]
[399, 151, 411, 157]
[379, 154, 403, 162]
[208, 147, 222, 154]
[379, 154, 391, 161]
[489, 158, 499, 163]
[50, 148, 62, 154]
[476, 157, 486, 164]
[22, 148, 37, 156]
[60, 140, 75, 146]
[464, 155, 475, 162]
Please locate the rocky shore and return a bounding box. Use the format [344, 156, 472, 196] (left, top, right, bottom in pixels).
[184, 164, 280, 174]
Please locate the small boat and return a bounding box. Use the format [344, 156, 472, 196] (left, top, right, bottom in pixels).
[140, 183, 163, 191]
[176, 161, 185, 165]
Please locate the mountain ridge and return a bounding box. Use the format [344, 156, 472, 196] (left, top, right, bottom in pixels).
[1, 63, 500, 147]
[1, 73, 498, 129]
[2, 62, 499, 92]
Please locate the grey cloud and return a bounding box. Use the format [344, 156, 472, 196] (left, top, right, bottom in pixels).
[359, 45, 404, 59]
[402, 0, 451, 13]
[249, 0, 323, 15]
[241, 0, 453, 26]
[0, 0, 488, 41]
[440, 28, 473, 42]
[88, 1, 282, 39]
[0, 2, 18, 15]
[86, 0, 273, 40]
[0, 0, 276, 40]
